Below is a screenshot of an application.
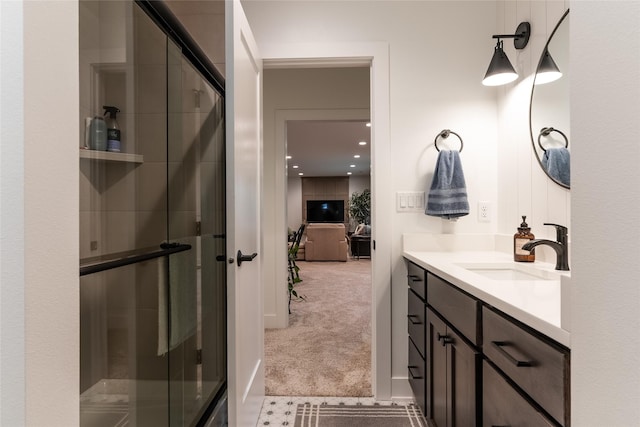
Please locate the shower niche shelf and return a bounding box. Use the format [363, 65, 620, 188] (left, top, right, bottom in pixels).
[80, 149, 143, 164]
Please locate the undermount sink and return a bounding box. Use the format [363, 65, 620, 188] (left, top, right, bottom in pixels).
[456, 262, 562, 281]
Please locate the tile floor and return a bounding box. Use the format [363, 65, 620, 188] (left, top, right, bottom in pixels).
[257, 396, 415, 426]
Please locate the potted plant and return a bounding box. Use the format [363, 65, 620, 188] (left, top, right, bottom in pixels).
[349, 189, 371, 227]
[287, 226, 306, 313]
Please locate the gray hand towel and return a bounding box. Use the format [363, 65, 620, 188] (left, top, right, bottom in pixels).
[542, 147, 570, 186]
[425, 150, 469, 219]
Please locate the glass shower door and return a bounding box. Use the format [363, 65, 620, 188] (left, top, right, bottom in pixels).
[79, 2, 226, 426]
[166, 39, 227, 426]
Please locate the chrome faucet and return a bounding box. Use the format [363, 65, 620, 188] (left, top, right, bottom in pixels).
[522, 223, 570, 271]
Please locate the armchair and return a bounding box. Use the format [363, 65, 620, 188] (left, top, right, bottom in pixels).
[304, 223, 348, 262]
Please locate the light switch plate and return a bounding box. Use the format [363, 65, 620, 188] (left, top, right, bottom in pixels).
[397, 191, 425, 212]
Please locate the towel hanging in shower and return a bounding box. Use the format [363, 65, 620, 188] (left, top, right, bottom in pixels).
[158, 240, 197, 356]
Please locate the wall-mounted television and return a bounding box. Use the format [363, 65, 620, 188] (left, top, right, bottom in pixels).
[306, 200, 345, 223]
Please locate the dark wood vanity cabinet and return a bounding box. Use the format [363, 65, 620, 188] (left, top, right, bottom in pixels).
[407, 262, 427, 415]
[405, 258, 570, 427]
[407, 263, 480, 426]
[483, 360, 556, 427]
[483, 307, 570, 426]
[427, 307, 481, 427]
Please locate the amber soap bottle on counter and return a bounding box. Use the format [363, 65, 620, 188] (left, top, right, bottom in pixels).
[514, 215, 535, 262]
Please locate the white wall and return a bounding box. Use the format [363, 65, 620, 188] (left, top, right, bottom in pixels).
[496, 0, 571, 264]
[0, 1, 79, 425]
[1, 1, 26, 423]
[571, 1, 640, 424]
[244, 0, 498, 396]
[349, 175, 370, 198]
[287, 176, 303, 232]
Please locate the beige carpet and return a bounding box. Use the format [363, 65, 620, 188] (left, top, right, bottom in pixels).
[265, 259, 372, 397]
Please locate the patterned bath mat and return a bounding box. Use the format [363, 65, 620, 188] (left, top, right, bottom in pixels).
[293, 403, 427, 427]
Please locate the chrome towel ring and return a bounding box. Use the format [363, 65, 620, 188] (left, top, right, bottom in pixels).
[434, 129, 463, 152]
[538, 127, 568, 152]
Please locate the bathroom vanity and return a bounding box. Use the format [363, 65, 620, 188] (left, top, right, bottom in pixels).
[404, 249, 570, 427]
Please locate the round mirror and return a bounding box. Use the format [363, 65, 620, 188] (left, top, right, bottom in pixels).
[529, 9, 570, 189]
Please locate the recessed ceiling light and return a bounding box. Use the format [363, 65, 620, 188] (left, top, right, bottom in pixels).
[354, 155, 360, 158]
[366, 122, 371, 127]
[292, 165, 299, 169]
[286, 155, 292, 159]
[350, 164, 356, 168]
[298, 172, 304, 176]
[347, 172, 353, 175]
[359, 141, 367, 146]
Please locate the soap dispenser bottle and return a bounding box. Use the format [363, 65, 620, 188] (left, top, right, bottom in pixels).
[103, 106, 121, 152]
[514, 215, 535, 262]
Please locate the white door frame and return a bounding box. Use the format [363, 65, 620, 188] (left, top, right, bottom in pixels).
[263, 42, 392, 399]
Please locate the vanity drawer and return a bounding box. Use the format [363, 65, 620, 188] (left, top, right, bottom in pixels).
[427, 272, 480, 345]
[483, 307, 569, 426]
[408, 337, 426, 416]
[483, 360, 555, 427]
[408, 289, 426, 357]
[407, 262, 426, 300]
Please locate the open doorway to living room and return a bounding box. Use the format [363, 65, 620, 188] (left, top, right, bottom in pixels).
[262, 65, 373, 398]
[265, 118, 373, 397]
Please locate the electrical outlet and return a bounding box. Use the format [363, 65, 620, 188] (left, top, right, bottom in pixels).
[478, 201, 491, 223]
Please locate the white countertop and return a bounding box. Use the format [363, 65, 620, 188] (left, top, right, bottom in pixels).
[403, 250, 571, 348]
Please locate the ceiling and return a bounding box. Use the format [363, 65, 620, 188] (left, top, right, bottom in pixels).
[286, 120, 371, 177]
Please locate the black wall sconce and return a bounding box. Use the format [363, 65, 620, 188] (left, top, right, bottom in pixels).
[482, 22, 531, 86]
[535, 49, 562, 85]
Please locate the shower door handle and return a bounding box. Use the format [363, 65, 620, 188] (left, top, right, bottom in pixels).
[236, 250, 257, 266]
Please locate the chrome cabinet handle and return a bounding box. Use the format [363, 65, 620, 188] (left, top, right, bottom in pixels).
[491, 341, 533, 367]
[236, 250, 257, 266]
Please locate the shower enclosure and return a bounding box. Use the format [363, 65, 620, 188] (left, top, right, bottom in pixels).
[79, 1, 226, 425]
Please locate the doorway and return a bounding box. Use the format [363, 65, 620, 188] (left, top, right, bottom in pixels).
[257, 40, 391, 401]
[270, 117, 373, 396]
[264, 65, 376, 393]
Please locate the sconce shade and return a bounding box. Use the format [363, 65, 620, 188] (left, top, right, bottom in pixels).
[535, 49, 562, 85]
[482, 42, 518, 86]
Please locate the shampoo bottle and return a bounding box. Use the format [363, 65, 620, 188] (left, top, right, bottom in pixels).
[89, 116, 107, 151]
[103, 106, 121, 152]
[514, 215, 535, 262]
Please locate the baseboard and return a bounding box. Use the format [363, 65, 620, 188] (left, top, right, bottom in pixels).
[391, 377, 413, 401]
[264, 313, 287, 329]
[264, 313, 277, 329]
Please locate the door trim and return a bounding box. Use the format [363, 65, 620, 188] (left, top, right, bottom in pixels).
[262, 41, 392, 399]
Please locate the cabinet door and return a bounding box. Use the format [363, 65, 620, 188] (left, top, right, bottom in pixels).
[483, 361, 555, 427]
[408, 338, 426, 416]
[427, 308, 480, 427]
[408, 288, 426, 357]
[427, 308, 448, 426]
[449, 327, 480, 427]
[408, 262, 426, 299]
